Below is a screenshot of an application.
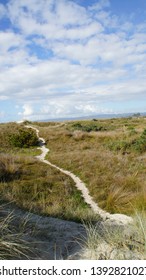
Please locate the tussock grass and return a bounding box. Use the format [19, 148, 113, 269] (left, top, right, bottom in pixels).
[0, 121, 97, 222]
[0, 153, 21, 182]
[0, 118, 146, 220]
[80, 212, 146, 259]
[0, 209, 31, 259]
[0, 118, 146, 259]
[0, 152, 96, 222]
[104, 185, 136, 214]
[38, 117, 146, 216]
[134, 212, 146, 253]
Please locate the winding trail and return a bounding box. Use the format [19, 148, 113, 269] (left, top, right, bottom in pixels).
[26, 125, 133, 225]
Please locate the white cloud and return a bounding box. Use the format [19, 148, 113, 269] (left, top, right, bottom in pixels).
[51, 30, 146, 68]
[0, 0, 145, 121]
[0, 96, 8, 100]
[62, 21, 103, 40]
[0, 31, 23, 51]
[19, 104, 34, 117]
[89, 0, 110, 11]
[38, 98, 110, 119]
[55, 0, 89, 26]
[75, 104, 103, 114]
[0, 31, 38, 69]
[7, 0, 90, 37]
[76, 105, 114, 115]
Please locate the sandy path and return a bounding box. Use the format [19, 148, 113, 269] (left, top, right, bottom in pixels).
[26, 125, 133, 225]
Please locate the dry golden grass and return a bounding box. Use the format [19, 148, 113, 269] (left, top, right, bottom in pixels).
[0, 118, 145, 260]
[0, 118, 146, 220]
[0, 122, 99, 222]
[37, 117, 146, 215]
[0, 209, 32, 260]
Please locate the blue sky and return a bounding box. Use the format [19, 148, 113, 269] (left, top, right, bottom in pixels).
[0, 0, 146, 122]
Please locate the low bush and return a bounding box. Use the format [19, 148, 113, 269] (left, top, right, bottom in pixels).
[72, 122, 106, 132]
[107, 128, 146, 154]
[132, 129, 146, 153]
[106, 137, 132, 154]
[9, 127, 38, 148]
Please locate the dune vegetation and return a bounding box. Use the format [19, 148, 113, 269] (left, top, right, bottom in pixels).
[0, 116, 146, 259]
[0, 122, 96, 223]
[38, 117, 146, 216]
[0, 117, 146, 218]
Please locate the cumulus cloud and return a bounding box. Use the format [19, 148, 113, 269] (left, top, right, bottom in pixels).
[75, 104, 113, 114]
[0, 0, 146, 121]
[19, 104, 34, 117]
[39, 99, 113, 119]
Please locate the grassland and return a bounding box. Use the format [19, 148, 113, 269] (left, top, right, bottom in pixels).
[0, 118, 146, 218]
[1, 118, 146, 217]
[37, 117, 146, 215]
[0, 122, 95, 223]
[0, 117, 146, 259]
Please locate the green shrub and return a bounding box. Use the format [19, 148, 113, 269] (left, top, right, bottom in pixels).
[129, 128, 146, 153]
[132, 130, 146, 153]
[72, 122, 106, 132]
[107, 140, 131, 153]
[9, 128, 38, 148]
[142, 129, 146, 136]
[107, 128, 146, 154]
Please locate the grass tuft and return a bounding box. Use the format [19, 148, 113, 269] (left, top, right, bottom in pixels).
[0, 210, 31, 259]
[80, 212, 146, 259]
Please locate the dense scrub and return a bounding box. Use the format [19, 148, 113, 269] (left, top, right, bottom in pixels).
[71, 121, 107, 132]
